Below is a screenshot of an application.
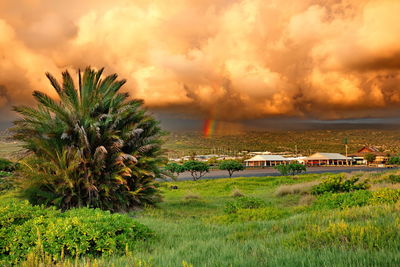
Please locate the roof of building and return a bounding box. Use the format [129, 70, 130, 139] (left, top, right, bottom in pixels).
[285, 157, 307, 161]
[306, 152, 348, 160]
[245, 155, 288, 162]
[357, 146, 380, 153]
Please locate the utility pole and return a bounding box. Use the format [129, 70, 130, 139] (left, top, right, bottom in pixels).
[343, 137, 349, 166]
[295, 145, 298, 157]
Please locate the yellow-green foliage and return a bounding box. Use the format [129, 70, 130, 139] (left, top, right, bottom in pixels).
[294, 220, 400, 249]
[370, 188, 400, 204]
[211, 206, 289, 224]
[0, 200, 152, 265]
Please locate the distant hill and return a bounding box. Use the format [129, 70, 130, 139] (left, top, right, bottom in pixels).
[165, 129, 400, 157]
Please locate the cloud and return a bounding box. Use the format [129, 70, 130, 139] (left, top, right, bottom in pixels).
[0, 0, 400, 121]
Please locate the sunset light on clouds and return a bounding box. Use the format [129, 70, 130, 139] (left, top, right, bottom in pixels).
[1, 0, 400, 124]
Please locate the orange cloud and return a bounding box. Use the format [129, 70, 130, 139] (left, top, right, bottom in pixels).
[1, 0, 400, 121]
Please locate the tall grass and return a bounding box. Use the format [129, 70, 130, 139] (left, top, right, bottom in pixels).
[7, 172, 400, 266]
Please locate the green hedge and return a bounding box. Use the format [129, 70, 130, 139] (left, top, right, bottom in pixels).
[0, 200, 152, 264]
[311, 176, 369, 195]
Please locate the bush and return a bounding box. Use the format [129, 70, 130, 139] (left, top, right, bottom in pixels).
[369, 188, 400, 205]
[274, 163, 306, 176]
[313, 190, 372, 210]
[0, 200, 152, 264]
[311, 175, 369, 195]
[388, 156, 400, 165]
[0, 158, 15, 172]
[224, 196, 266, 214]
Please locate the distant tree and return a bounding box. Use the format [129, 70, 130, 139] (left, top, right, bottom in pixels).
[274, 164, 290, 176]
[274, 163, 306, 176]
[388, 156, 400, 165]
[182, 160, 209, 181]
[165, 162, 185, 178]
[218, 160, 244, 178]
[287, 163, 307, 176]
[364, 153, 376, 165]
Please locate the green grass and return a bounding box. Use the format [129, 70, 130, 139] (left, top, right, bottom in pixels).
[6, 172, 400, 266]
[105, 173, 400, 266]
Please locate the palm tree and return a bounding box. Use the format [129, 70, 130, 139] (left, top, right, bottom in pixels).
[13, 67, 166, 211]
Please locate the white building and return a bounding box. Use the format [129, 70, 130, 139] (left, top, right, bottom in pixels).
[245, 155, 289, 167]
[305, 152, 350, 166]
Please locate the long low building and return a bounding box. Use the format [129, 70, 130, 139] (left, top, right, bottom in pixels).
[305, 152, 350, 166]
[245, 155, 290, 167]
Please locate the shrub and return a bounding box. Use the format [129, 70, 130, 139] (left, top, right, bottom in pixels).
[274, 163, 306, 176]
[312, 190, 372, 210]
[0, 200, 152, 264]
[388, 156, 400, 165]
[364, 153, 376, 164]
[224, 196, 266, 214]
[369, 188, 400, 205]
[311, 175, 369, 195]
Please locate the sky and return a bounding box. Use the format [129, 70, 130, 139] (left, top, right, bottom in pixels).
[1, 0, 400, 131]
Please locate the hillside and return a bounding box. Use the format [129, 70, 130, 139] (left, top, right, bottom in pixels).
[165, 129, 400, 157]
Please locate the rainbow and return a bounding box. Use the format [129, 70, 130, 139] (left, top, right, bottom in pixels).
[203, 119, 217, 138]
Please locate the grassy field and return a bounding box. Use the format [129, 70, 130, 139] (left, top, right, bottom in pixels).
[76, 171, 400, 266]
[2, 171, 400, 266]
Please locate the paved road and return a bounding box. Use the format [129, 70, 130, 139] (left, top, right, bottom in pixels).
[173, 166, 396, 181]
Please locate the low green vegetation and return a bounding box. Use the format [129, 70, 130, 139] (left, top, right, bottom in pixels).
[311, 175, 369, 195]
[274, 163, 306, 176]
[0, 199, 152, 265]
[2, 170, 400, 265]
